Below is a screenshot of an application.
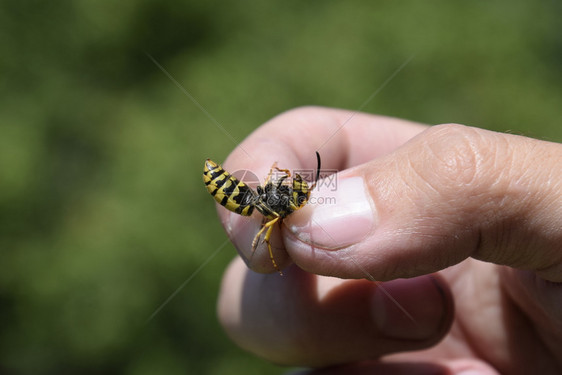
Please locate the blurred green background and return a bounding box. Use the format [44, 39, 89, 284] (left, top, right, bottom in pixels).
[1, 1, 561, 374]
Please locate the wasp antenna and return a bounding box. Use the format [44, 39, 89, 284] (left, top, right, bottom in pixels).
[314, 151, 321, 186]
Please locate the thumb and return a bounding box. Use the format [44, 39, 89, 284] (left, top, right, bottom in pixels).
[285, 124, 562, 282]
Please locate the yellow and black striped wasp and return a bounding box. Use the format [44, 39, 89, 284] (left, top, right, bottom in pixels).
[203, 152, 321, 274]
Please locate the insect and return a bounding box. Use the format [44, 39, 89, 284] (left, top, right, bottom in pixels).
[203, 152, 321, 274]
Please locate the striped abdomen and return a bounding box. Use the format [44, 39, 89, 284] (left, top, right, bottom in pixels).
[203, 159, 257, 216]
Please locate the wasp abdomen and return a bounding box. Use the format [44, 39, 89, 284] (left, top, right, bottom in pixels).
[203, 160, 256, 216]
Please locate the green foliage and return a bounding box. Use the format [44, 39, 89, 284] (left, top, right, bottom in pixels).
[1, 0, 561, 373]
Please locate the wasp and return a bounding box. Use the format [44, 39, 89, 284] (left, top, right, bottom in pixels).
[203, 152, 321, 274]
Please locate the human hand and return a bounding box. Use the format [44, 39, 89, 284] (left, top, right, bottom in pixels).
[215, 107, 562, 374]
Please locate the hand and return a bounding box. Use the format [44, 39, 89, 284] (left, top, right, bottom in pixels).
[215, 107, 562, 374]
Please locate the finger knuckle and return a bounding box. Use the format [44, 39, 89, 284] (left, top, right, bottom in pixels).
[412, 123, 501, 199]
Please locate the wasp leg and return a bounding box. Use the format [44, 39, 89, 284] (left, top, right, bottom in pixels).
[251, 217, 270, 251]
[274, 166, 291, 178]
[264, 162, 278, 185]
[264, 163, 292, 186]
[251, 216, 282, 275]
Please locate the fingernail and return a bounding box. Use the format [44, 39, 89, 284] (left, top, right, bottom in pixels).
[371, 276, 449, 340]
[288, 176, 375, 249]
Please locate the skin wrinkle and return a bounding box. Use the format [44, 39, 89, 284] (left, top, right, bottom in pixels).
[487, 137, 521, 215]
[465, 128, 488, 187]
[531, 145, 562, 275]
[499, 136, 519, 188]
[438, 129, 526, 267]
[424, 125, 481, 197]
[475, 135, 559, 273]
[518, 144, 559, 241]
[405, 144, 441, 198]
